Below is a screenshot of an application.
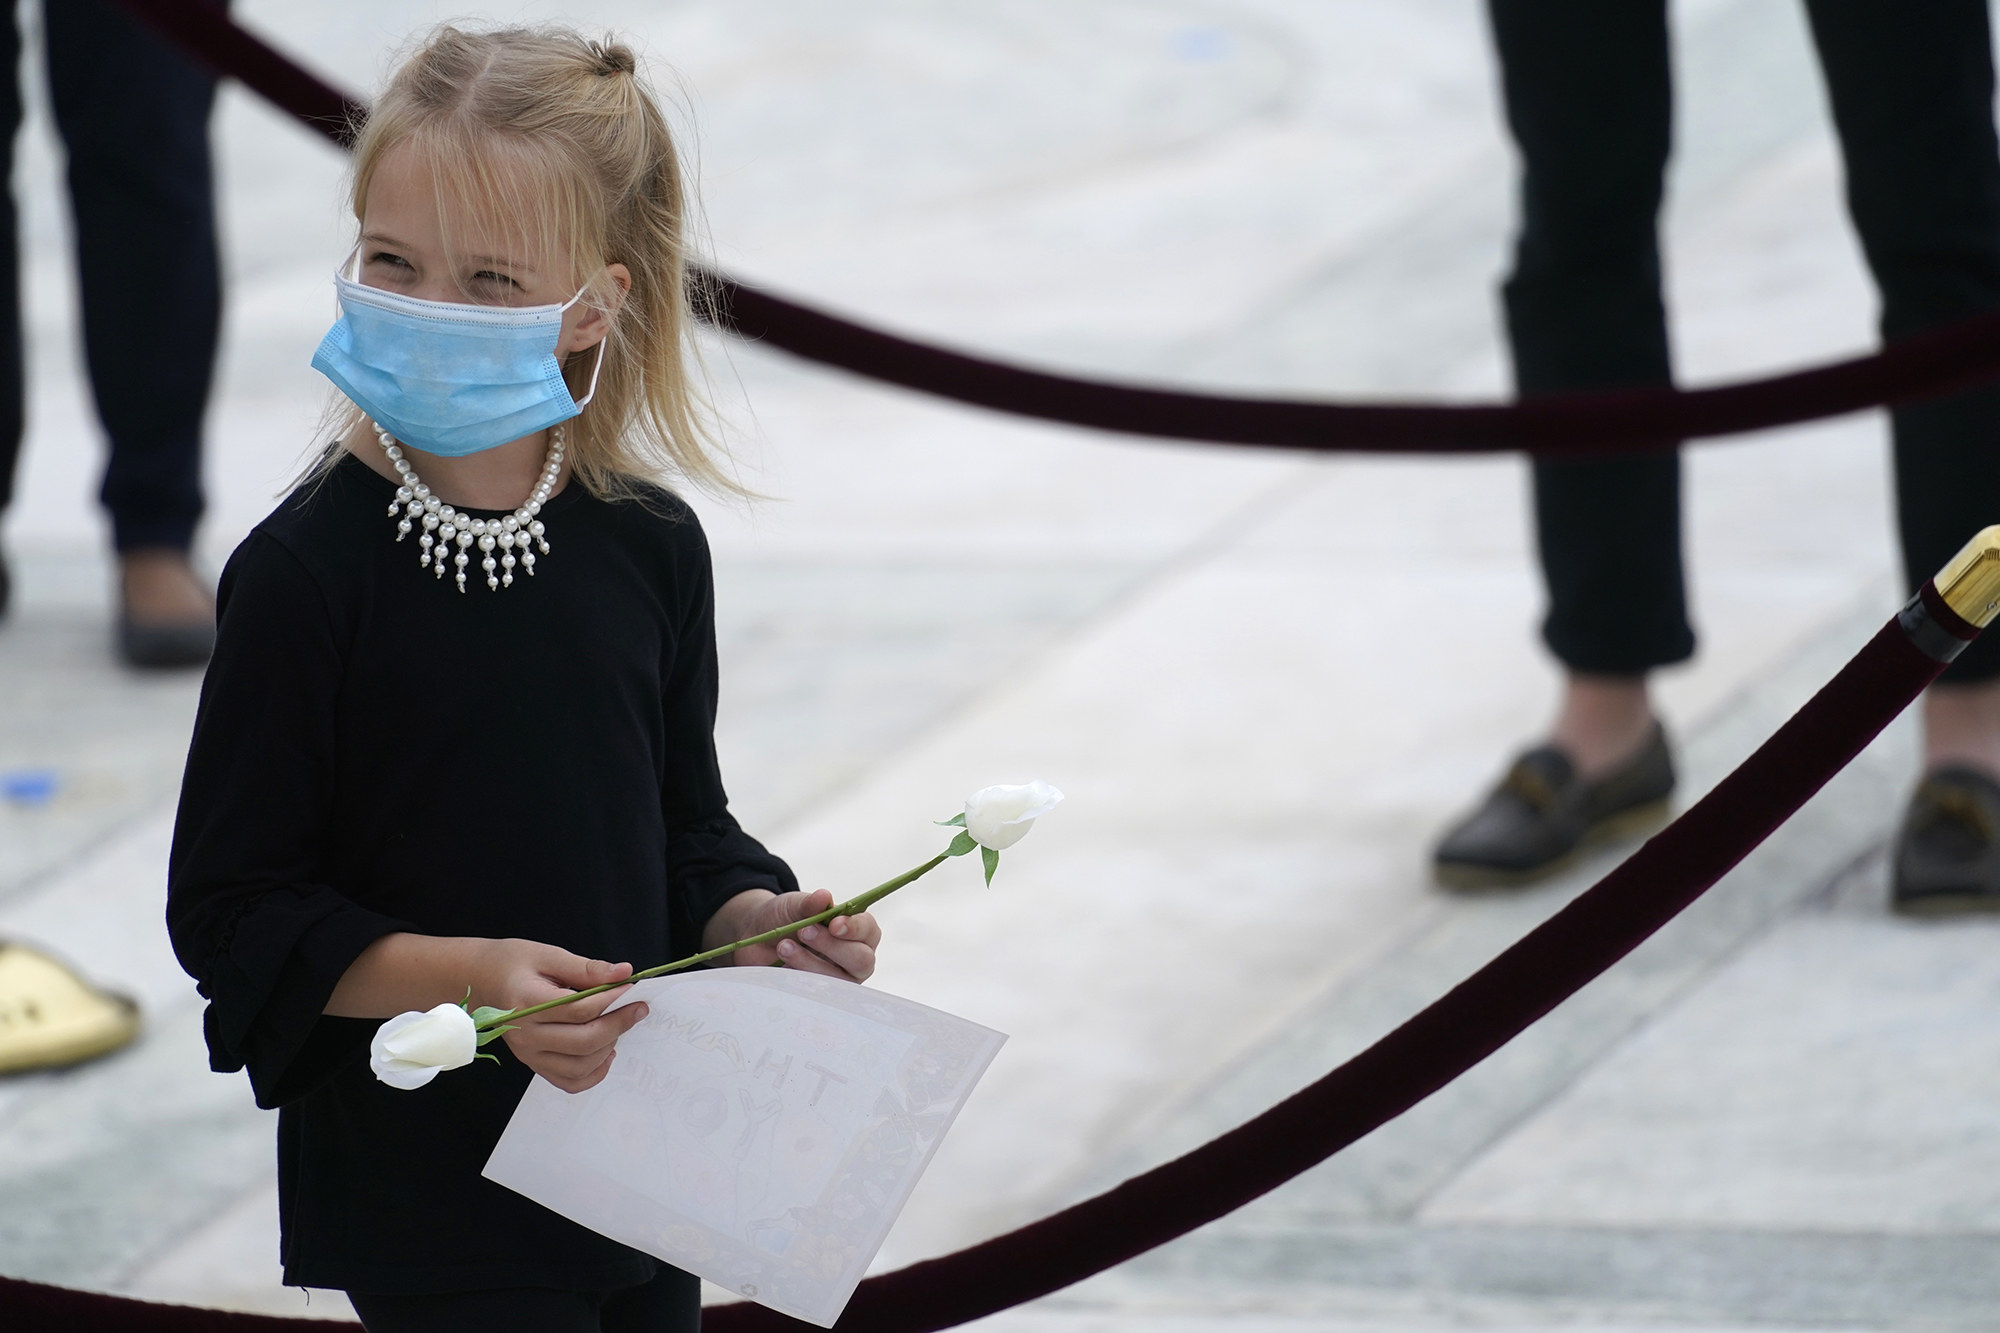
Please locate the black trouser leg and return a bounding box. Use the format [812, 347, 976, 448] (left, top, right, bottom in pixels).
[1489, 0, 1693, 675]
[0, 3, 23, 521]
[1806, 0, 2000, 683]
[43, 0, 221, 554]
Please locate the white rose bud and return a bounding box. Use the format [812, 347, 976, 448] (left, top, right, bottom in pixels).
[370, 1002, 478, 1090]
[963, 781, 1065, 851]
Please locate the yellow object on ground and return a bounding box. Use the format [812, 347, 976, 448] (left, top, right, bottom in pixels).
[0, 941, 141, 1075]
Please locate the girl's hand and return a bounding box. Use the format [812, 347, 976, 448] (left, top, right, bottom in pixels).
[709, 888, 880, 982]
[476, 940, 644, 1094]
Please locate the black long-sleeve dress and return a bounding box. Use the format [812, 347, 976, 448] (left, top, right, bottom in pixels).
[167, 453, 796, 1295]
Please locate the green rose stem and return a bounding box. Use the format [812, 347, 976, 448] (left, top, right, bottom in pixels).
[472, 835, 977, 1034]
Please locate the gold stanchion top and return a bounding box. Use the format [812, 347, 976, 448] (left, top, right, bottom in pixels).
[0, 942, 140, 1075]
[1935, 525, 2000, 630]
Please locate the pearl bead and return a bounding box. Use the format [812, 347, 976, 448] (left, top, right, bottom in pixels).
[372, 424, 556, 594]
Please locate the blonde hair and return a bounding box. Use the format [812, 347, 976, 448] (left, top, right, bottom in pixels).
[310, 24, 737, 499]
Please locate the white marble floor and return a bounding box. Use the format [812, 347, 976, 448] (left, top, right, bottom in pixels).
[0, 1, 1992, 1329]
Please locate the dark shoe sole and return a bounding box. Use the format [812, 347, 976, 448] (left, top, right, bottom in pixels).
[1891, 887, 2000, 917]
[118, 620, 215, 669]
[1435, 796, 1674, 891]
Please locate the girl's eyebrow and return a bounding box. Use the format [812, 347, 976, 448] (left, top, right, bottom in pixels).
[358, 232, 535, 274]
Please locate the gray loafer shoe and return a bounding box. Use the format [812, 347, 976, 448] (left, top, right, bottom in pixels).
[1892, 766, 2000, 915]
[1434, 724, 1676, 890]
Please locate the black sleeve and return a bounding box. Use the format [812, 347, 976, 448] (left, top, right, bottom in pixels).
[660, 520, 797, 952]
[167, 532, 411, 1109]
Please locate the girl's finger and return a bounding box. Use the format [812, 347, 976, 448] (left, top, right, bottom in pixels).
[544, 1049, 616, 1091]
[529, 1004, 648, 1055]
[781, 889, 834, 925]
[534, 983, 635, 1024]
[797, 924, 876, 975]
[825, 913, 881, 947]
[777, 936, 872, 982]
[537, 1040, 621, 1075]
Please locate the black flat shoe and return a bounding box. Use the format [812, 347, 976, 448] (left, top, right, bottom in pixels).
[117, 615, 215, 669]
[1433, 723, 1676, 890]
[1892, 767, 2000, 915]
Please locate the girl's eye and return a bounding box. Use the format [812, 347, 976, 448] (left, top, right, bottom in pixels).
[369, 252, 412, 270]
[472, 270, 522, 290]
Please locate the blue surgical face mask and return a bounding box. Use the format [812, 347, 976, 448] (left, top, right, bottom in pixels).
[309, 255, 605, 457]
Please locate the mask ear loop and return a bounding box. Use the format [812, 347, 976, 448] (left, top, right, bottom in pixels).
[568, 337, 608, 412]
[563, 276, 612, 411]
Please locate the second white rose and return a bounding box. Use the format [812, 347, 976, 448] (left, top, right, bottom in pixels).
[963, 781, 1065, 851]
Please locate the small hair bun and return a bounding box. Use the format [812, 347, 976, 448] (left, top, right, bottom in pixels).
[589, 41, 637, 77]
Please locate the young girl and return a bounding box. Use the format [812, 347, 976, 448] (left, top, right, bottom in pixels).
[166, 26, 879, 1332]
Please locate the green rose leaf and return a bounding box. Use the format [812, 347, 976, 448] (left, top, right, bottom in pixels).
[936, 813, 967, 828]
[469, 1006, 512, 1027]
[945, 831, 978, 858]
[982, 845, 1000, 886]
[475, 1025, 517, 1046]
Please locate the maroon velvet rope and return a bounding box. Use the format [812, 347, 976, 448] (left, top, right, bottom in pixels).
[0, 607, 1956, 1332]
[115, 0, 2000, 456]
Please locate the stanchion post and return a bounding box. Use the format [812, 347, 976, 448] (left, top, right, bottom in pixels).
[1902, 524, 2000, 662]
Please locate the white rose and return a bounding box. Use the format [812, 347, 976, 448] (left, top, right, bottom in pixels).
[370, 1002, 478, 1090]
[963, 781, 1064, 851]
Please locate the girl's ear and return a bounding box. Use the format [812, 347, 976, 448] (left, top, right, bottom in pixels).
[564, 263, 633, 353]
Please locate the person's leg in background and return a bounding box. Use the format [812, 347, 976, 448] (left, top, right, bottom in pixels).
[1434, 0, 1686, 887]
[44, 0, 221, 667]
[1809, 0, 2000, 911]
[0, 3, 25, 621]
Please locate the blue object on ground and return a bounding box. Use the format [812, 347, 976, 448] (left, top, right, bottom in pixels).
[0, 769, 57, 807]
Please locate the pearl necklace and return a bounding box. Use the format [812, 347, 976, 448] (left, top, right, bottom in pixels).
[378, 423, 560, 593]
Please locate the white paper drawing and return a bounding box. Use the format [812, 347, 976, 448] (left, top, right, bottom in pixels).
[484, 966, 1005, 1327]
